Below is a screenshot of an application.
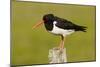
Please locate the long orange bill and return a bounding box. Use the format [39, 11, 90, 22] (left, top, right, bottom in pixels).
[32, 20, 44, 29]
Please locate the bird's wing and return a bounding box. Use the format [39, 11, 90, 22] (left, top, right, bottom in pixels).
[55, 17, 77, 30]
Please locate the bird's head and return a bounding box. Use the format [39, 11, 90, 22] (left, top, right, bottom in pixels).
[43, 14, 55, 22]
[32, 14, 55, 29]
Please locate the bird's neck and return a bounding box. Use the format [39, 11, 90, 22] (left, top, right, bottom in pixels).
[44, 21, 53, 31]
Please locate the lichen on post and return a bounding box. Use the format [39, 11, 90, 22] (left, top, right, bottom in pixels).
[48, 47, 67, 63]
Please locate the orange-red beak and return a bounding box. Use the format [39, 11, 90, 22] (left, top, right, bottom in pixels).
[32, 20, 44, 29]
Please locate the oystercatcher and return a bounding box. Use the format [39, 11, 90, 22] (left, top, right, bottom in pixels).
[32, 14, 87, 51]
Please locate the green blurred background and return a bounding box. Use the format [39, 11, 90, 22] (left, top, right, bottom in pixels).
[11, 1, 96, 65]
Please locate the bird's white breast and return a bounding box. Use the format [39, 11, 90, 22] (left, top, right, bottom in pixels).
[48, 21, 75, 37]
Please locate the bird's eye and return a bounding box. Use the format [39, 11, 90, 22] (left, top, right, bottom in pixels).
[44, 17, 48, 21]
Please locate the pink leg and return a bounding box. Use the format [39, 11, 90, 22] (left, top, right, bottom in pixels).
[59, 36, 65, 50]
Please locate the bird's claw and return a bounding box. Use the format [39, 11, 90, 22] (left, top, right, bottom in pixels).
[54, 47, 63, 54]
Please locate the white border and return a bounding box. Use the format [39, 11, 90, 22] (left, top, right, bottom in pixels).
[0, 0, 10, 67]
[18, 0, 96, 6]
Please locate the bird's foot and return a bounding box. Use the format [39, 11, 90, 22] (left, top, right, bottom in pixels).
[54, 47, 63, 54]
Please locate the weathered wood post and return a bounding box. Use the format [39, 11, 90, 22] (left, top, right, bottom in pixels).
[48, 47, 67, 63]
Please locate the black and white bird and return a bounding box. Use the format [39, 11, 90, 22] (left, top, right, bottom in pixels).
[32, 14, 87, 50]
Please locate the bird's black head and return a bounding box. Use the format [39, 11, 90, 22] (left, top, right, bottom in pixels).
[43, 14, 55, 22]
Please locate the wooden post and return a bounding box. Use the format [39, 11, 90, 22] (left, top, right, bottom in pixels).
[48, 47, 67, 63]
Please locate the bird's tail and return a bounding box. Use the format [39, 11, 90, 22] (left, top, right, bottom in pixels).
[75, 26, 87, 32]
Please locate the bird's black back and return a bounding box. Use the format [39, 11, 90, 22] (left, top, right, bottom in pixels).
[55, 16, 87, 32]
